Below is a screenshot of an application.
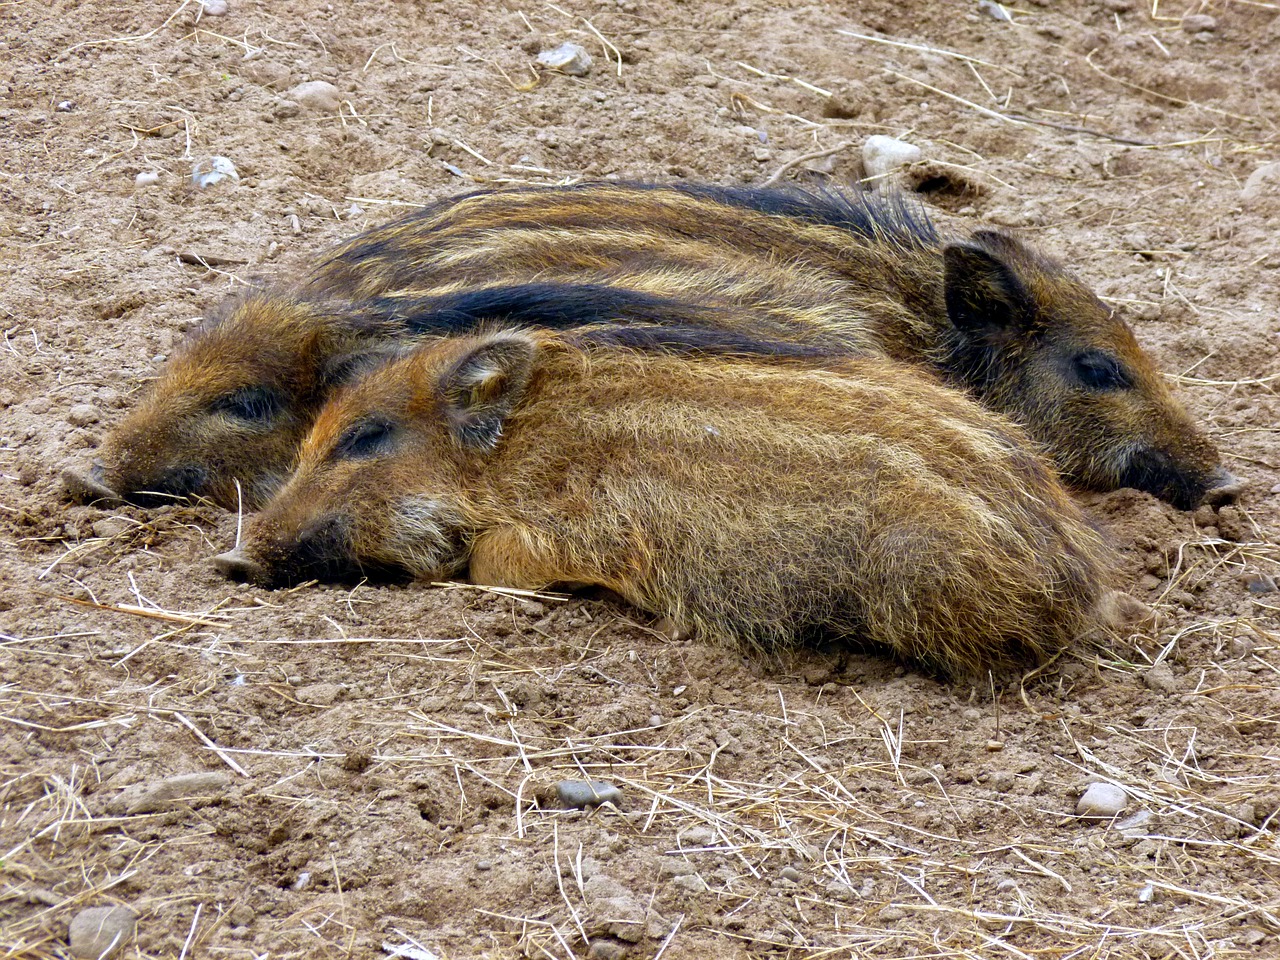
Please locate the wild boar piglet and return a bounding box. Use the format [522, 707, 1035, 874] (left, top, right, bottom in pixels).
[216, 327, 1119, 677]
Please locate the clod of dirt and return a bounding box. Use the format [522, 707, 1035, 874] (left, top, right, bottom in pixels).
[557, 780, 621, 808]
[1142, 662, 1179, 696]
[1242, 161, 1280, 211]
[537, 42, 593, 77]
[863, 135, 921, 180]
[68, 905, 137, 959]
[1181, 14, 1217, 33]
[67, 404, 100, 427]
[1077, 782, 1128, 819]
[109, 771, 233, 815]
[287, 80, 341, 114]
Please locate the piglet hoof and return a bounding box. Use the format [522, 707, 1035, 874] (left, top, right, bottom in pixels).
[61, 465, 121, 506]
[213, 549, 265, 584]
[1200, 468, 1244, 507]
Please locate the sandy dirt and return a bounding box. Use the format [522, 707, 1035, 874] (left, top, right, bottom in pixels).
[2, 1, 1279, 957]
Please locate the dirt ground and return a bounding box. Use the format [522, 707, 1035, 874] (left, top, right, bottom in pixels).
[2, 0, 1279, 957]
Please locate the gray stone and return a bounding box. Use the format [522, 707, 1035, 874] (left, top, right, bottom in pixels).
[588, 942, 626, 960]
[68, 905, 137, 959]
[1077, 782, 1128, 819]
[287, 80, 341, 114]
[134, 171, 160, 187]
[111, 771, 232, 815]
[200, 0, 229, 15]
[1181, 13, 1216, 33]
[977, 0, 1013, 22]
[780, 866, 802, 883]
[863, 135, 921, 180]
[536, 42, 593, 77]
[557, 779, 621, 808]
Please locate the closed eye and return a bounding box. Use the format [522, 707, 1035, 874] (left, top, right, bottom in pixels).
[211, 386, 282, 423]
[333, 417, 397, 460]
[1072, 350, 1131, 391]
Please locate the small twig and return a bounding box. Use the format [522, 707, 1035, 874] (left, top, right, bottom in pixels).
[762, 142, 853, 186]
[174, 712, 251, 777]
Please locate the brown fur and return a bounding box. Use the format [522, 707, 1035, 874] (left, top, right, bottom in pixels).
[305, 183, 1233, 509]
[76, 182, 1233, 510]
[85, 294, 381, 508]
[218, 329, 1116, 678]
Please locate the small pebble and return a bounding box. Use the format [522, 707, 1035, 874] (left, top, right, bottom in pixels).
[68, 905, 137, 959]
[476, 859, 493, 871]
[68, 404, 100, 427]
[199, 0, 229, 14]
[191, 156, 239, 189]
[1180, 13, 1216, 32]
[1137, 883, 1155, 903]
[1245, 574, 1277, 595]
[648, 714, 662, 727]
[863, 135, 921, 180]
[56, 100, 76, 112]
[536, 42, 593, 77]
[557, 780, 622, 809]
[780, 866, 802, 883]
[291, 871, 312, 891]
[135, 170, 161, 187]
[985, 739, 1004, 752]
[1077, 782, 1128, 819]
[287, 80, 341, 114]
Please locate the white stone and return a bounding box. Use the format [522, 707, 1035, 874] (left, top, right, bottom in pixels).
[536, 42, 593, 77]
[191, 156, 239, 189]
[1076, 782, 1128, 819]
[863, 135, 922, 180]
[200, 0, 229, 15]
[135, 170, 161, 187]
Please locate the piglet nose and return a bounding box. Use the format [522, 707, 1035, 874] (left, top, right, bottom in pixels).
[1201, 467, 1244, 507]
[213, 548, 266, 583]
[62, 464, 122, 505]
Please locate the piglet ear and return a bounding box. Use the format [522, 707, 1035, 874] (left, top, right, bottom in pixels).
[942, 236, 1034, 337]
[440, 333, 538, 450]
